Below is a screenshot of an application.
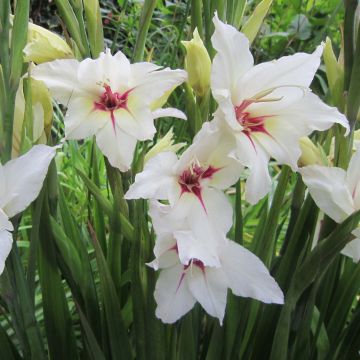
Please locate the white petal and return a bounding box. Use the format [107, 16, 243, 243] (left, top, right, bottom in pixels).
[154, 263, 196, 323]
[124, 152, 179, 200]
[65, 97, 108, 140]
[211, 13, 253, 101]
[0, 209, 12, 231]
[152, 107, 187, 120]
[238, 46, 323, 101]
[300, 165, 354, 223]
[32, 59, 82, 104]
[95, 122, 137, 172]
[253, 118, 303, 170]
[0, 229, 13, 275]
[77, 50, 131, 95]
[346, 146, 360, 209]
[114, 100, 156, 140]
[233, 133, 271, 204]
[187, 265, 228, 324]
[148, 234, 178, 270]
[1, 145, 57, 218]
[131, 67, 187, 105]
[275, 91, 349, 135]
[221, 241, 284, 304]
[174, 230, 221, 268]
[341, 228, 360, 263]
[175, 121, 243, 189]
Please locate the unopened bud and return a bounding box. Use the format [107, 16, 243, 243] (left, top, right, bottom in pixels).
[182, 28, 211, 97]
[298, 137, 323, 167]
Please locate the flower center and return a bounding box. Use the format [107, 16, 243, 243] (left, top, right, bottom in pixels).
[184, 258, 205, 272]
[235, 99, 270, 136]
[94, 85, 131, 112]
[178, 163, 219, 210]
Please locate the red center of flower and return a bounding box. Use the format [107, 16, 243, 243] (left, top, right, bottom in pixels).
[178, 164, 219, 211]
[235, 99, 272, 136]
[94, 85, 132, 129]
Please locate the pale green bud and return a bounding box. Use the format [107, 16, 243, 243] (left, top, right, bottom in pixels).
[298, 137, 323, 167]
[145, 128, 185, 163]
[182, 28, 211, 97]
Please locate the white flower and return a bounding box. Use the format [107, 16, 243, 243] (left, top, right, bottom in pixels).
[0, 145, 57, 273]
[125, 123, 243, 266]
[300, 146, 360, 262]
[211, 14, 349, 204]
[32, 49, 187, 171]
[148, 201, 283, 324]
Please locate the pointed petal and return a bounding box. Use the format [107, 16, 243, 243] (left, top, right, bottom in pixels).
[32, 59, 82, 104]
[211, 13, 253, 100]
[95, 122, 137, 172]
[65, 97, 108, 139]
[275, 91, 349, 135]
[238, 46, 323, 101]
[300, 165, 354, 223]
[174, 230, 221, 268]
[187, 266, 228, 324]
[2, 145, 57, 218]
[154, 264, 196, 323]
[0, 229, 13, 275]
[131, 66, 187, 105]
[233, 133, 271, 204]
[346, 146, 360, 209]
[114, 101, 156, 141]
[77, 49, 131, 94]
[124, 152, 179, 200]
[221, 241, 284, 304]
[152, 107, 187, 120]
[341, 229, 360, 263]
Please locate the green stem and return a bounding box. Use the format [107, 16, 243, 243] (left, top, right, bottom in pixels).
[133, 0, 157, 62]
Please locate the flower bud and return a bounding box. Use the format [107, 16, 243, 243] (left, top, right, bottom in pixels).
[182, 28, 211, 97]
[298, 137, 323, 167]
[12, 78, 53, 158]
[145, 128, 185, 163]
[24, 22, 74, 64]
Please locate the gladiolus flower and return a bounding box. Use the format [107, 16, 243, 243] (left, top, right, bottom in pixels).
[148, 201, 284, 324]
[210, 14, 349, 204]
[300, 146, 360, 262]
[125, 123, 243, 266]
[0, 145, 57, 273]
[32, 49, 187, 171]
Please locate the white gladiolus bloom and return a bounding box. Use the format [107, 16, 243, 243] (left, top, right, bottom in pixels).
[32, 49, 187, 171]
[211, 14, 349, 204]
[0, 145, 57, 273]
[125, 123, 243, 266]
[300, 147, 360, 262]
[148, 201, 284, 324]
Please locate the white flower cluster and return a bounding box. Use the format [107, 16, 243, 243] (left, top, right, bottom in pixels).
[7, 13, 354, 325]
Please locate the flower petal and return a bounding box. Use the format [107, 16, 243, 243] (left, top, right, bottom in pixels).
[221, 240, 284, 304]
[124, 152, 179, 201]
[0, 229, 13, 275]
[1, 145, 57, 218]
[238, 45, 323, 101]
[232, 132, 271, 204]
[341, 228, 360, 263]
[65, 97, 108, 139]
[211, 13, 253, 101]
[95, 121, 137, 172]
[154, 263, 196, 323]
[300, 165, 354, 223]
[187, 265, 228, 324]
[346, 146, 360, 209]
[32, 59, 82, 104]
[152, 107, 187, 120]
